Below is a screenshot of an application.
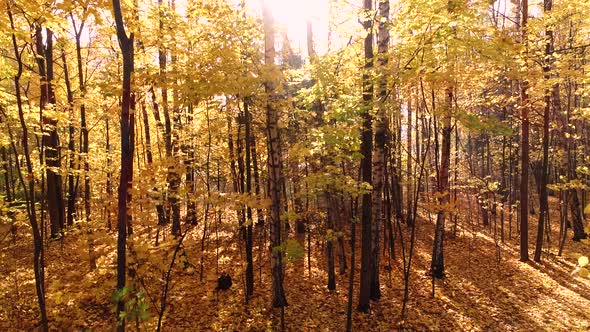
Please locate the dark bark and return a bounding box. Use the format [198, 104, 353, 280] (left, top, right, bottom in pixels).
[61, 47, 77, 228]
[250, 126, 264, 226]
[262, 0, 287, 308]
[185, 104, 197, 225]
[345, 199, 357, 331]
[106, 117, 113, 230]
[368, 0, 389, 301]
[75, 28, 91, 227]
[406, 98, 413, 225]
[244, 99, 254, 298]
[519, 0, 530, 262]
[112, 0, 135, 329]
[35, 26, 65, 238]
[534, 0, 553, 262]
[7, 4, 47, 329]
[431, 87, 452, 279]
[326, 192, 336, 290]
[358, 0, 374, 313]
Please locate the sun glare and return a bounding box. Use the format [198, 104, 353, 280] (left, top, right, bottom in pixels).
[264, 0, 330, 53]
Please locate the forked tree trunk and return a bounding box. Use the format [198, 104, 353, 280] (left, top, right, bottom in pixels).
[7, 4, 48, 329]
[431, 87, 452, 279]
[35, 26, 65, 238]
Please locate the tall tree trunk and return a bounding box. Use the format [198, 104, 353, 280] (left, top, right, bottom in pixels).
[357, 0, 374, 313]
[112, 0, 135, 329]
[369, 0, 389, 301]
[7, 4, 48, 329]
[244, 99, 254, 298]
[534, 0, 553, 262]
[157, 0, 177, 234]
[262, 0, 287, 308]
[519, 0, 530, 262]
[568, 81, 588, 241]
[75, 28, 91, 227]
[35, 27, 65, 238]
[61, 47, 77, 228]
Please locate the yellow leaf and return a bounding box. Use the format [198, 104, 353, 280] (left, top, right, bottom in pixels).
[578, 256, 589, 267]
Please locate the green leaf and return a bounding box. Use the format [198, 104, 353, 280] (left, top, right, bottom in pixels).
[578, 267, 589, 278]
[284, 239, 305, 261]
[111, 287, 128, 303]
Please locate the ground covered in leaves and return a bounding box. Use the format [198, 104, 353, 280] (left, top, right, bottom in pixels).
[1, 196, 590, 331]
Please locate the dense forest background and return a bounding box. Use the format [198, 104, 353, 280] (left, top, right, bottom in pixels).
[1, 0, 590, 330]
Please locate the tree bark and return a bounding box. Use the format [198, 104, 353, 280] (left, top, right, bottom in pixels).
[519, 0, 530, 262]
[35, 26, 65, 238]
[369, 0, 389, 301]
[262, 0, 287, 307]
[7, 4, 48, 329]
[244, 98, 254, 298]
[431, 87, 452, 279]
[112, 0, 135, 329]
[534, 0, 553, 262]
[358, 0, 374, 313]
[61, 47, 77, 228]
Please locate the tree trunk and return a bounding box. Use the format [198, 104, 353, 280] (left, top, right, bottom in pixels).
[35, 26, 65, 238]
[75, 33, 91, 228]
[326, 192, 336, 290]
[262, 0, 287, 308]
[534, 0, 553, 262]
[406, 97, 413, 225]
[7, 4, 48, 329]
[113, 0, 135, 328]
[431, 87, 452, 279]
[244, 98, 254, 298]
[369, 0, 389, 301]
[519, 0, 530, 262]
[61, 47, 77, 228]
[357, 0, 374, 313]
[185, 104, 197, 225]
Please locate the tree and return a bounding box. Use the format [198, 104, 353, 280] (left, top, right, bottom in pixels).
[262, 0, 287, 308]
[358, 0, 374, 313]
[534, 0, 553, 262]
[112, 0, 135, 329]
[6, 3, 48, 329]
[34, 25, 65, 238]
[519, 0, 530, 262]
[370, 0, 390, 300]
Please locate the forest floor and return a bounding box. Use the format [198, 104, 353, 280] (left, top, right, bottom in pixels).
[1, 195, 590, 331]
